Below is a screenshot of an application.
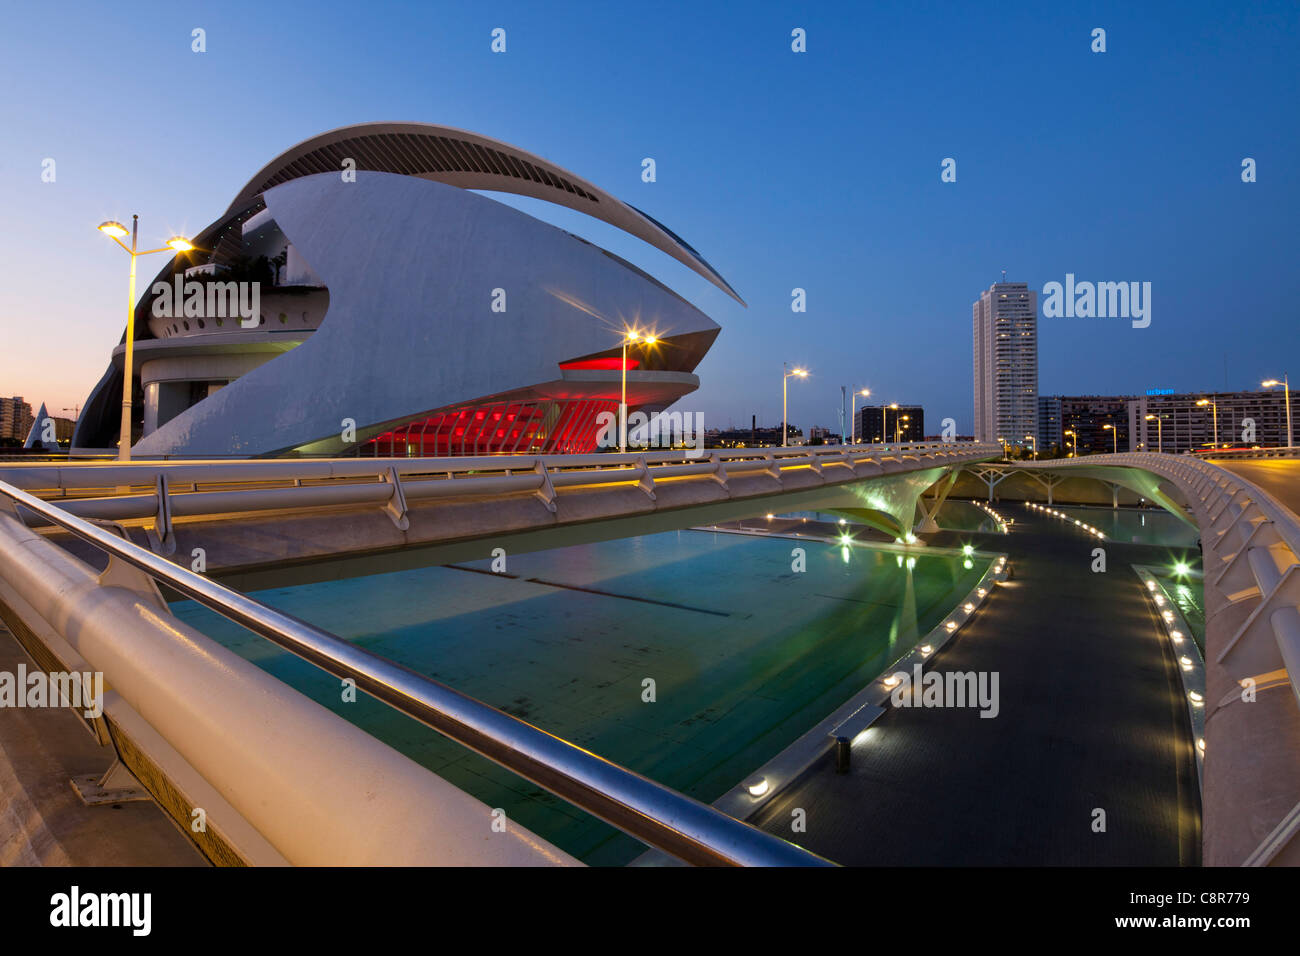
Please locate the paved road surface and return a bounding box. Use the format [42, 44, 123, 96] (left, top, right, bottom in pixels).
[1212, 459, 1300, 520]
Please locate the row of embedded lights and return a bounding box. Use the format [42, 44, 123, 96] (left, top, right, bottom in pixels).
[746, 554, 1009, 800]
[973, 501, 1009, 533]
[881, 553, 1008, 696]
[1025, 502, 1107, 540]
[1142, 574, 1205, 755]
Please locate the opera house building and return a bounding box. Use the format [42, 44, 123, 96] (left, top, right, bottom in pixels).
[72, 122, 739, 458]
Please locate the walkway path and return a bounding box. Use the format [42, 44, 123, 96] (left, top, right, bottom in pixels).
[751, 508, 1202, 865]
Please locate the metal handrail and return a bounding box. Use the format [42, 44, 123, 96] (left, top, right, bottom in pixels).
[0, 441, 999, 492]
[1, 442, 1001, 529]
[0, 478, 831, 867]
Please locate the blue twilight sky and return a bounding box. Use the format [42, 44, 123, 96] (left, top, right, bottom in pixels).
[1, 0, 1297, 435]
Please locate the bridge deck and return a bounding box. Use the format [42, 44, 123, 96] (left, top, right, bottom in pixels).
[750, 510, 1202, 865]
[0, 621, 206, 866]
[1212, 459, 1300, 520]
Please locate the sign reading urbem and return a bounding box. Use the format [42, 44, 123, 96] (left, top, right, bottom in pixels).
[1146, 388, 1174, 396]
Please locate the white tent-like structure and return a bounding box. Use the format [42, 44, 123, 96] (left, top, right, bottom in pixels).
[22, 403, 53, 450]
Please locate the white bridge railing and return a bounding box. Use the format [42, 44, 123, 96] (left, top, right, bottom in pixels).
[1017, 452, 1300, 865]
[0, 442, 1001, 551]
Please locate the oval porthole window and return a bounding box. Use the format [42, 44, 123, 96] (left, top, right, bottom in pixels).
[183, 321, 190, 331]
[197, 318, 205, 329]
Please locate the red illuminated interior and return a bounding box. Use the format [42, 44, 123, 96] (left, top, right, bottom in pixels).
[557, 357, 640, 371]
[362, 398, 621, 456]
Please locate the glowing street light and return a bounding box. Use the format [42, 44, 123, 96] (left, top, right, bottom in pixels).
[896, 414, 910, 444]
[783, 363, 807, 447]
[1102, 423, 1118, 454]
[1262, 376, 1292, 448]
[619, 329, 657, 454]
[1063, 428, 1077, 457]
[1024, 433, 1037, 460]
[851, 388, 870, 444]
[1196, 398, 1218, 449]
[98, 216, 193, 461]
[1144, 414, 1164, 454]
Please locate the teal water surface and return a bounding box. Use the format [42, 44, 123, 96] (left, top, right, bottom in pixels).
[171, 529, 989, 865]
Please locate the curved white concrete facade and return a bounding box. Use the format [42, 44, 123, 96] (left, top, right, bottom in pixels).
[75, 124, 736, 458]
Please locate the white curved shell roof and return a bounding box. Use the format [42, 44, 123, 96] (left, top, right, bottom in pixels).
[228, 122, 743, 305]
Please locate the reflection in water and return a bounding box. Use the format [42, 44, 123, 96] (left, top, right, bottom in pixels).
[171, 530, 987, 865]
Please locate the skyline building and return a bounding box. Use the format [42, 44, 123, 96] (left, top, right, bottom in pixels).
[857, 404, 925, 443]
[972, 281, 1038, 447]
[1038, 395, 1132, 455]
[1129, 389, 1290, 453]
[0, 396, 33, 443]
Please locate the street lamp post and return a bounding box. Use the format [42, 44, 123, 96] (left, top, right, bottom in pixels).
[885, 403, 898, 446]
[98, 217, 193, 461]
[783, 363, 807, 447]
[1196, 398, 1219, 449]
[1064, 428, 1077, 458]
[897, 414, 910, 444]
[1024, 434, 1037, 460]
[851, 388, 870, 444]
[1145, 414, 1163, 453]
[619, 330, 657, 454]
[1262, 376, 1293, 448]
[1103, 423, 1118, 454]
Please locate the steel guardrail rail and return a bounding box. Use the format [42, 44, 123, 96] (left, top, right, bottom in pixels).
[0, 441, 998, 491]
[0, 442, 1002, 528]
[0, 477, 832, 867]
